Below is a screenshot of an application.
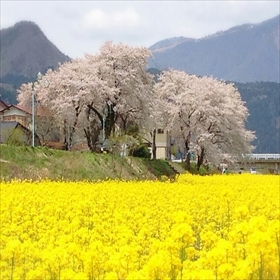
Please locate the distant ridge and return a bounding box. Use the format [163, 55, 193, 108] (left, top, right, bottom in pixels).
[149, 15, 280, 83]
[0, 21, 71, 78]
[149, 37, 194, 52]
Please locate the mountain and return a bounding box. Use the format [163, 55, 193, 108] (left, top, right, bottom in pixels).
[234, 82, 279, 153]
[0, 21, 71, 78]
[0, 21, 71, 104]
[149, 15, 280, 83]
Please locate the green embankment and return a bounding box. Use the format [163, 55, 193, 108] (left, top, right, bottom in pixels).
[0, 145, 190, 181]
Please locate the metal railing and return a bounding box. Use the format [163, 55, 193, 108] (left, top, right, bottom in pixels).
[250, 154, 280, 160]
[172, 154, 280, 162]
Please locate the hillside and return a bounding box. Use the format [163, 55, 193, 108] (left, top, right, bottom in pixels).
[234, 82, 280, 153]
[149, 15, 280, 83]
[0, 21, 71, 104]
[0, 145, 189, 181]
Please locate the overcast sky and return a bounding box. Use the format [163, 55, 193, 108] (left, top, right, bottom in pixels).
[1, 1, 279, 59]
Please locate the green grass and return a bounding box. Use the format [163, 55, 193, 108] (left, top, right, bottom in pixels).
[0, 144, 219, 181]
[0, 144, 178, 181]
[143, 158, 177, 177]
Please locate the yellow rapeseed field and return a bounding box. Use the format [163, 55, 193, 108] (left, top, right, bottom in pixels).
[0, 174, 279, 280]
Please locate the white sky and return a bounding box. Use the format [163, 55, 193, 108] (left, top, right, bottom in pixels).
[1, 1, 279, 59]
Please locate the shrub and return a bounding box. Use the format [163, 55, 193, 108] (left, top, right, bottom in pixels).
[131, 145, 151, 158]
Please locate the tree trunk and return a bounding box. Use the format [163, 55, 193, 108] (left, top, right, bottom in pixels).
[185, 152, 191, 171]
[87, 103, 117, 141]
[196, 147, 205, 171]
[84, 119, 101, 152]
[152, 129, 156, 160]
[63, 119, 68, 148]
[105, 106, 116, 138]
[166, 130, 171, 160]
[67, 105, 80, 149]
[184, 132, 191, 171]
[84, 128, 94, 152]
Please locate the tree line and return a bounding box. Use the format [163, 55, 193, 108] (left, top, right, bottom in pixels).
[17, 42, 255, 170]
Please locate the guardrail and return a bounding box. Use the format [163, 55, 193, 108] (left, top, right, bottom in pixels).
[172, 154, 280, 162]
[249, 154, 280, 160]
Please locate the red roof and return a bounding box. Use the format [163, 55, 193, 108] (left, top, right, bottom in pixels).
[1, 104, 52, 117]
[1, 105, 31, 115]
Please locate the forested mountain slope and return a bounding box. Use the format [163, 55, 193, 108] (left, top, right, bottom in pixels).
[234, 82, 279, 153]
[0, 21, 71, 104]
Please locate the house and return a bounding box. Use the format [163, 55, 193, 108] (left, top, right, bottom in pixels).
[0, 104, 32, 128]
[0, 121, 40, 145]
[0, 99, 59, 146]
[143, 128, 172, 160]
[153, 129, 171, 159]
[0, 102, 34, 145]
[0, 98, 172, 156]
[0, 99, 8, 112]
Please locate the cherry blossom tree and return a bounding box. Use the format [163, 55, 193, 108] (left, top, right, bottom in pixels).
[18, 58, 112, 150]
[82, 42, 156, 151]
[93, 42, 156, 134]
[191, 76, 255, 170]
[154, 70, 200, 169]
[18, 42, 156, 152]
[154, 69, 255, 170]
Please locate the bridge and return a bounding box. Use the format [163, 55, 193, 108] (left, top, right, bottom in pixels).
[240, 154, 280, 174]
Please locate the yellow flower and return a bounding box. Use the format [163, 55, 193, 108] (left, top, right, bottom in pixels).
[0, 174, 278, 278]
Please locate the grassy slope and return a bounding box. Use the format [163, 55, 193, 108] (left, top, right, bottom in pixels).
[0, 145, 186, 181]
